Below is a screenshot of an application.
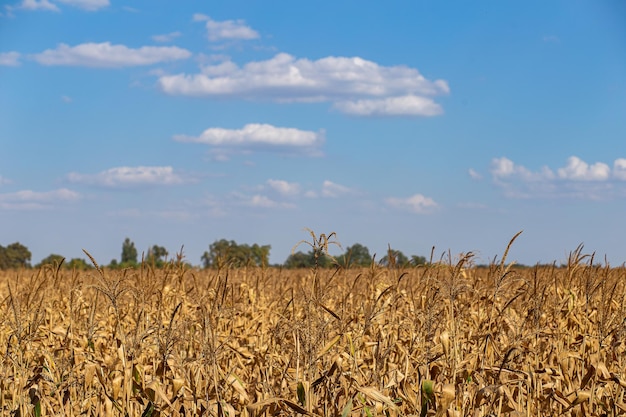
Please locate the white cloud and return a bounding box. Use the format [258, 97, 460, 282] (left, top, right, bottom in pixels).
[33, 42, 191, 67]
[386, 194, 438, 214]
[489, 156, 626, 199]
[55, 0, 109, 11]
[2, 188, 80, 201]
[613, 159, 626, 180]
[67, 166, 191, 188]
[267, 179, 300, 196]
[321, 180, 354, 198]
[158, 53, 448, 117]
[192, 13, 209, 22]
[557, 156, 610, 181]
[174, 123, 324, 156]
[61, 95, 72, 103]
[334, 95, 443, 117]
[193, 14, 259, 42]
[14, 0, 59, 11]
[9, 0, 108, 12]
[230, 192, 294, 209]
[0, 176, 12, 185]
[468, 168, 482, 180]
[491, 157, 515, 178]
[248, 194, 287, 208]
[0, 52, 21, 66]
[0, 188, 80, 210]
[152, 31, 182, 43]
[490, 157, 554, 182]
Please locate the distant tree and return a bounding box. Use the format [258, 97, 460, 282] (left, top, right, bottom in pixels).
[380, 248, 409, 268]
[67, 258, 91, 270]
[146, 245, 168, 267]
[284, 249, 333, 268]
[0, 242, 32, 269]
[284, 251, 312, 268]
[108, 259, 119, 269]
[36, 254, 65, 268]
[121, 238, 138, 266]
[410, 255, 427, 266]
[201, 239, 271, 268]
[336, 243, 372, 268]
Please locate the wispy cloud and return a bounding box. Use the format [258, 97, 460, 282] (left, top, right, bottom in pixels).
[55, 0, 108, 11]
[67, 166, 193, 188]
[0, 52, 21, 66]
[0, 175, 12, 185]
[0, 188, 80, 210]
[491, 156, 555, 182]
[334, 95, 442, 117]
[32, 42, 191, 67]
[230, 192, 295, 209]
[468, 168, 482, 180]
[386, 193, 438, 214]
[193, 14, 259, 42]
[8, 0, 108, 12]
[490, 156, 626, 199]
[256, 178, 355, 200]
[248, 194, 295, 208]
[11, 0, 59, 12]
[61, 95, 72, 103]
[152, 31, 182, 43]
[158, 53, 449, 117]
[174, 123, 325, 156]
[321, 180, 355, 198]
[266, 179, 300, 196]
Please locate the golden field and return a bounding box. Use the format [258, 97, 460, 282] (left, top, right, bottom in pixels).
[1, 246, 625, 416]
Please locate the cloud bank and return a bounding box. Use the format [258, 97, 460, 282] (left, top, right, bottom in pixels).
[0, 188, 80, 210]
[490, 156, 626, 199]
[55, 0, 108, 11]
[67, 166, 191, 188]
[158, 53, 448, 117]
[33, 42, 191, 67]
[9, 0, 108, 12]
[0, 52, 21, 66]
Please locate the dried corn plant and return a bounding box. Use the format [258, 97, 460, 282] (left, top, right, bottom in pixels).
[0, 234, 625, 416]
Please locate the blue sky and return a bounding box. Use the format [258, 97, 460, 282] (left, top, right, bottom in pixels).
[1, 0, 625, 266]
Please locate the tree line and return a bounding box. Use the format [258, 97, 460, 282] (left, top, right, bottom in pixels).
[0, 238, 427, 270]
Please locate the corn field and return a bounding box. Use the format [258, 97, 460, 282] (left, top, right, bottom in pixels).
[1, 242, 626, 416]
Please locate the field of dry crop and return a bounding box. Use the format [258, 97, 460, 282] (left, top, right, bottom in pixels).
[1, 242, 626, 416]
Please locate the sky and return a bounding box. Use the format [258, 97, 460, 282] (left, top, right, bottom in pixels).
[1, 0, 625, 267]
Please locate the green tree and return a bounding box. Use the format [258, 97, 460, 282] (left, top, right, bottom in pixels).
[0, 242, 32, 269]
[36, 254, 65, 268]
[67, 258, 91, 270]
[411, 255, 427, 266]
[336, 243, 372, 268]
[201, 239, 271, 268]
[121, 237, 138, 266]
[380, 248, 409, 268]
[284, 249, 333, 268]
[146, 245, 168, 267]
